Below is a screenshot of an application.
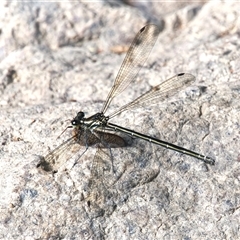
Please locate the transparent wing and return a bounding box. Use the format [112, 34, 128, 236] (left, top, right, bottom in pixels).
[108, 73, 195, 119]
[38, 136, 82, 172]
[83, 131, 127, 214]
[85, 132, 160, 215]
[39, 127, 127, 173]
[101, 24, 160, 114]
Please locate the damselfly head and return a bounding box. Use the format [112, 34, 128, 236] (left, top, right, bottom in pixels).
[72, 111, 85, 126]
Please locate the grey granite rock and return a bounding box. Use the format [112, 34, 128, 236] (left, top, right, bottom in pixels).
[0, 1, 239, 239]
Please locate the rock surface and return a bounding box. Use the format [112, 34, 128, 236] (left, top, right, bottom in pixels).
[0, 1, 239, 239]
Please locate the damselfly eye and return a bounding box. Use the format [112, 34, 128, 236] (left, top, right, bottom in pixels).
[77, 111, 85, 119]
[71, 120, 77, 125]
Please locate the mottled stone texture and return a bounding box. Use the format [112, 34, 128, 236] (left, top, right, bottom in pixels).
[0, 1, 239, 239]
